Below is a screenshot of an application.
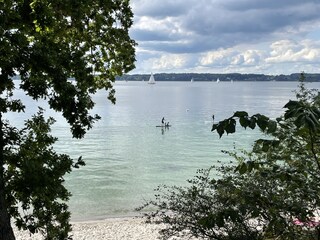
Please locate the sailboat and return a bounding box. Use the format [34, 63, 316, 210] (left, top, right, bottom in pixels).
[216, 78, 220, 83]
[191, 78, 194, 82]
[148, 73, 156, 84]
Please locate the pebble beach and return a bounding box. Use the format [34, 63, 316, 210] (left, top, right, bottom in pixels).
[14, 217, 164, 240]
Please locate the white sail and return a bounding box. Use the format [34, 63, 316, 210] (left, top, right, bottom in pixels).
[148, 73, 156, 84]
[216, 78, 220, 83]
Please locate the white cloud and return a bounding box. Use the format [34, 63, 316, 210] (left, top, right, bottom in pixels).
[231, 55, 245, 65]
[242, 50, 264, 65]
[266, 40, 320, 63]
[129, 0, 320, 74]
[153, 54, 188, 70]
[133, 16, 182, 35]
[199, 48, 236, 66]
[199, 48, 265, 68]
[134, 52, 194, 73]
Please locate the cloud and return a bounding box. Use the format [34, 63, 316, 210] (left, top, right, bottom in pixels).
[197, 47, 266, 73]
[132, 0, 320, 53]
[199, 48, 236, 66]
[266, 40, 320, 63]
[132, 0, 189, 18]
[130, 0, 320, 74]
[134, 49, 196, 73]
[233, 50, 264, 66]
[152, 54, 191, 70]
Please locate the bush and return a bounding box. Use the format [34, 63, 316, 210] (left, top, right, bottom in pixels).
[138, 73, 320, 240]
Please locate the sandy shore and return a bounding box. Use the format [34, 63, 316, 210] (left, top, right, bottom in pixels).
[14, 217, 166, 240]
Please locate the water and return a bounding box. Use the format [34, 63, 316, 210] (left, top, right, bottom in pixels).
[5, 81, 320, 221]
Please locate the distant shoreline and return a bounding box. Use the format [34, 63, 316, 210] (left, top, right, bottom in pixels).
[11, 73, 320, 82]
[116, 73, 320, 82]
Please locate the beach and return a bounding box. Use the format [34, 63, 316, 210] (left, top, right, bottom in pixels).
[14, 217, 164, 240]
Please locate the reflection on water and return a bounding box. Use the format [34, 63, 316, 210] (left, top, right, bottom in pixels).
[5, 81, 320, 220]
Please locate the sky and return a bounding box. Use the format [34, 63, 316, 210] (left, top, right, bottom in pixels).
[129, 0, 320, 75]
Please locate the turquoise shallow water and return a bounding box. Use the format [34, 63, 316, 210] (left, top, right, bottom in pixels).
[5, 81, 320, 220]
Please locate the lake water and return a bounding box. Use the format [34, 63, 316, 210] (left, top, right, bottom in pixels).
[5, 81, 320, 221]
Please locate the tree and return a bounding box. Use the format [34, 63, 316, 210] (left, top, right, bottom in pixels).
[0, 0, 136, 239]
[139, 73, 320, 239]
[5, 108, 84, 240]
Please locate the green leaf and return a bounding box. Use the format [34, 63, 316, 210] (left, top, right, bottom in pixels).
[211, 123, 218, 132]
[247, 161, 254, 172]
[284, 109, 296, 119]
[313, 108, 320, 117]
[305, 116, 316, 131]
[308, 109, 320, 125]
[257, 118, 268, 131]
[233, 111, 248, 118]
[216, 213, 224, 227]
[0, 0, 136, 238]
[73, 156, 85, 168]
[295, 113, 305, 128]
[239, 116, 250, 128]
[266, 120, 277, 133]
[248, 118, 256, 129]
[238, 163, 247, 174]
[217, 124, 225, 138]
[284, 100, 300, 109]
[225, 119, 236, 134]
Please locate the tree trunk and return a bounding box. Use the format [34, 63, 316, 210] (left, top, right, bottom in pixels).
[0, 190, 15, 240]
[0, 113, 15, 240]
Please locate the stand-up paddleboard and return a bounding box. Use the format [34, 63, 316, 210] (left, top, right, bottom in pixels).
[156, 125, 172, 127]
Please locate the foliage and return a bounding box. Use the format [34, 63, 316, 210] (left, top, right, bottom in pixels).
[0, 0, 136, 239]
[5, 108, 85, 239]
[1, 0, 136, 137]
[139, 73, 320, 239]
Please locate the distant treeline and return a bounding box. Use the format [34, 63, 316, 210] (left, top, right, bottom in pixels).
[116, 73, 320, 82]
